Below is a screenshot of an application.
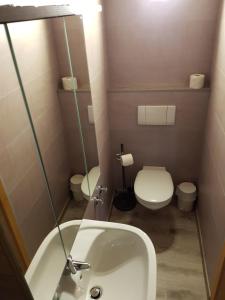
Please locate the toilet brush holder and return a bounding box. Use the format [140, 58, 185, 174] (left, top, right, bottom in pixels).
[113, 144, 136, 211]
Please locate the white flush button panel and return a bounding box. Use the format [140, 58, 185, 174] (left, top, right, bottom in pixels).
[88, 105, 94, 124]
[138, 106, 146, 125]
[148, 106, 167, 125]
[137, 105, 176, 125]
[166, 106, 176, 125]
[145, 106, 151, 125]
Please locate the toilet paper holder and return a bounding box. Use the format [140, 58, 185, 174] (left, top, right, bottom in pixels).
[113, 144, 137, 211]
[116, 143, 126, 161]
[116, 152, 123, 161]
[116, 144, 126, 190]
[116, 149, 134, 167]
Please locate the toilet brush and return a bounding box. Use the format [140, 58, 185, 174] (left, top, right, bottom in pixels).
[113, 144, 136, 211]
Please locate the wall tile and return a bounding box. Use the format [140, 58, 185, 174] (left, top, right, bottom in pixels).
[0, 25, 20, 99]
[198, 146, 225, 284]
[6, 128, 37, 191]
[19, 191, 56, 258]
[0, 90, 29, 149]
[198, 0, 225, 290]
[8, 20, 59, 81]
[0, 19, 71, 259]
[9, 161, 46, 224]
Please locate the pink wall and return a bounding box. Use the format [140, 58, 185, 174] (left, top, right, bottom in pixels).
[104, 0, 221, 88]
[103, 0, 220, 188]
[110, 90, 209, 188]
[198, 0, 225, 290]
[0, 20, 71, 258]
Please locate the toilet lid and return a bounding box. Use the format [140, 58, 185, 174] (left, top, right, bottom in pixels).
[81, 166, 100, 199]
[134, 170, 174, 203]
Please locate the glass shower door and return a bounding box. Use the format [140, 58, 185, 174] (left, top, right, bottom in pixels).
[0, 10, 100, 298]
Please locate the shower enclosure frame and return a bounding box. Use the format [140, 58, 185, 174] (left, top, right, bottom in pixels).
[0, 4, 74, 23]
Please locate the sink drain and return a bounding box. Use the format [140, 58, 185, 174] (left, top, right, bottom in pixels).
[90, 286, 102, 299]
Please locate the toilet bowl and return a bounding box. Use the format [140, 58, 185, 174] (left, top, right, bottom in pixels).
[134, 166, 174, 210]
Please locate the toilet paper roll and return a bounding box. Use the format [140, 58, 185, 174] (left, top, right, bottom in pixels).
[62, 76, 78, 91]
[120, 154, 134, 167]
[189, 74, 205, 89]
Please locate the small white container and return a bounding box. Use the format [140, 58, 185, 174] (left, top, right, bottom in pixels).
[62, 76, 78, 91]
[70, 174, 84, 202]
[176, 182, 197, 212]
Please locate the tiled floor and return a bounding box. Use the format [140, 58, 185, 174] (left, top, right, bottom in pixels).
[60, 198, 87, 223]
[110, 202, 208, 300]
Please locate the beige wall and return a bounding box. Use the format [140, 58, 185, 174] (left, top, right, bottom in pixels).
[52, 16, 90, 88]
[52, 16, 99, 175]
[198, 0, 225, 290]
[0, 20, 71, 258]
[82, 0, 113, 220]
[58, 90, 99, 174]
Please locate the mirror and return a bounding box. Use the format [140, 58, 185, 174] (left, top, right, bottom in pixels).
[51, 16, 99, 224]
[0, 20, 65, 265]
[0, 9, 99, 297]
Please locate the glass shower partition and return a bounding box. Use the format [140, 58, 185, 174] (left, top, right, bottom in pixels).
[0, 12, 95, 300]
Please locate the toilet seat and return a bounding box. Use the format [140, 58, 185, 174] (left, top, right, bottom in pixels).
[134, 167, 174, 210]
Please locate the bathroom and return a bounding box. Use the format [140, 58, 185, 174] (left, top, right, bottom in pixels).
[0, 0, 224, 299]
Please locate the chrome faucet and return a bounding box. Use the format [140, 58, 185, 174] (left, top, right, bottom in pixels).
[67, 255, 91, 275]
[92, 195, 104, 206]
[96, 185, 108, 193]
[92, 185, 108, 206]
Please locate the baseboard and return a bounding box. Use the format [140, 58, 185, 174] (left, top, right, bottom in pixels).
[57, 196, 71, 225]
[195, 209, 211, 299]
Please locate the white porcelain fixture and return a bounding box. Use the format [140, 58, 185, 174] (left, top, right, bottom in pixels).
[137, 105, 176, 125]
[138, 106, 146, 125]
[26, 219, 157, 300]
[134, 166, 174, 210]
[25, 220, 82, 300]
[81, 165, 100, 200]
[59, 219, 157, 300]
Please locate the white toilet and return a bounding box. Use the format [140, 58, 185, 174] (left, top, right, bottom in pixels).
[81, 166, 100, 200]
[134, 166, 174, 210]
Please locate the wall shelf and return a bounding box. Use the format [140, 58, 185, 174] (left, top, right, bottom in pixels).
[107, 86, 211, 93]
[58, 86, 91, 93]
[59, 86, 211, 94]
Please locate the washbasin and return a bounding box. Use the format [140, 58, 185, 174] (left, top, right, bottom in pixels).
[25, 219, 156, 300]
[57, 219, 157, 300]
[25, 220, 82, 300]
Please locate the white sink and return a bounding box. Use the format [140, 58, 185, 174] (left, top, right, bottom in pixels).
[58, 220, 157, 300]
[25, 220, 82, 300]
[25, 219, 156, 300]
